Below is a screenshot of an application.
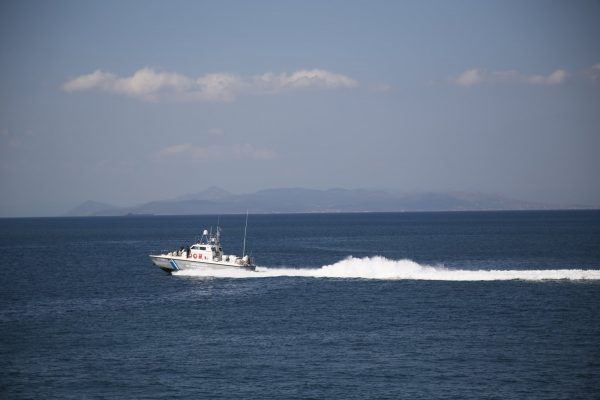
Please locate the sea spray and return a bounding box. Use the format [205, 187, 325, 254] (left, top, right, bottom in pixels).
[172, 256, 600, 281]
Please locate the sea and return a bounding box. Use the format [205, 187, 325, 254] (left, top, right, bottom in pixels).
[1, 210, 599, 399]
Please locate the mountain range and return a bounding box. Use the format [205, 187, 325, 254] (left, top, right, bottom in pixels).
[64, 186, 566, 217]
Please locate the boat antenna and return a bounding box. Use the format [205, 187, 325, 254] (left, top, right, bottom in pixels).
[242, 210, 248, 256]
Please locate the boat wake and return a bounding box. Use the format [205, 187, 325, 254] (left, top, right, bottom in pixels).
[172, 256, 600, 281]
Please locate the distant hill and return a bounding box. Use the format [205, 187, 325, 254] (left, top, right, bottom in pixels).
[64, 187, 563, 217]
[174, 186, 233, 201]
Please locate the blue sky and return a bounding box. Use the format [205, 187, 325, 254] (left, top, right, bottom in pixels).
[1, 0, 599, 216]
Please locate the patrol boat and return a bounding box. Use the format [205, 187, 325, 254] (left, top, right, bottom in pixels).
[149, 226, 255, 273]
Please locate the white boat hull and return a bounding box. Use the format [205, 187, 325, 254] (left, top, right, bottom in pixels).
[149, 255, 256, 274]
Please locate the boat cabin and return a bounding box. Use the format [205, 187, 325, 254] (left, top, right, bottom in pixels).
[189, 244, 223, 261]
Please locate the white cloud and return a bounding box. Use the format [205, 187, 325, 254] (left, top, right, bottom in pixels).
[193, 73, 241, 101]
[586, 63, 600, 82]
[114, 68, 193, 100]
[62, 70, 118, 92]
[453, 69, 484, 87]
[253, 69, 357, 93]
[62, 68, 195, 101]
[158, 143, 277, 161]
[452, 68, 568, 87]
[526, 69, 568, 85]
[63, 67, 357, 102]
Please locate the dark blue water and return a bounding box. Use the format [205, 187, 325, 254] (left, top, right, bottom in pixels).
[1, 211, 599, 399]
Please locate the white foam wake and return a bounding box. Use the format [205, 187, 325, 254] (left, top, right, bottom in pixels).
[172, 256, 600, 281]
